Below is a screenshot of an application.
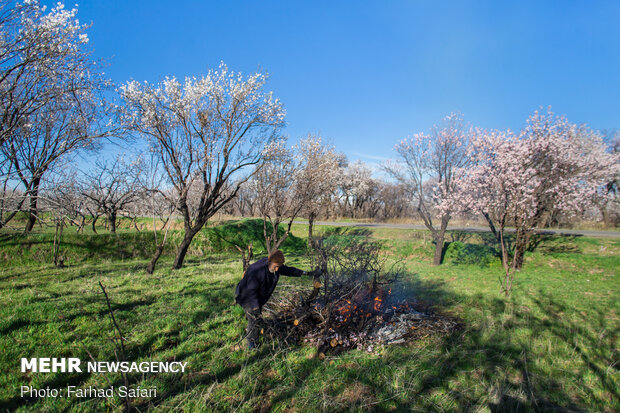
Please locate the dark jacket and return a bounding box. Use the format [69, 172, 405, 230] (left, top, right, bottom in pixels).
[235, 257, 303, 309]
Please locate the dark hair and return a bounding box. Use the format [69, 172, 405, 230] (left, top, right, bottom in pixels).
[268, 250, 285, 265]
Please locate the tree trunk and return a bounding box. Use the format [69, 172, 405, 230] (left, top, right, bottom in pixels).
[236, 244, 253, 272]
[92, 215, 99, 234]
[0, 210, 20, 229]
[512, 228, 531, 270]
[432, 215, 450, 265]
[147, 217, 172, 274]
[432, 232, 445, 266]
[307, 211, 316, 249]
[146, 244, 165, 274]
[482, 212, 500, 244]
[600, 206, 610, 229]
[107, 211, 117, 233]
[53, 219, 65, 268]
[172, 226, 202, 269]
[132, 217, 141, 232]
[0, 191, 28, 229]
[24, 177, 41, 233]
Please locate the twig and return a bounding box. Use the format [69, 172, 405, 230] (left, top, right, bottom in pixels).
[98, 282, 131, 412]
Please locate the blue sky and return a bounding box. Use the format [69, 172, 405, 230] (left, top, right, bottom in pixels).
[69, 0, 619, 168]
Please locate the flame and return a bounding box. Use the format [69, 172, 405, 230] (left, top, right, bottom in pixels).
[335, 299, 357, 324]
[373, 296, 382, 311]
[327, 286, 415, 328]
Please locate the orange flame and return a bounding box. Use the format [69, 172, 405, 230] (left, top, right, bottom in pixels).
[373, 296, 382, 311]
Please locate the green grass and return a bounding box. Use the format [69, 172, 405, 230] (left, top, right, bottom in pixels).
[0, 220, 618, 412]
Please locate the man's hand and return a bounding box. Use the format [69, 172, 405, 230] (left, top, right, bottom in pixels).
[305, 267, 323, 278]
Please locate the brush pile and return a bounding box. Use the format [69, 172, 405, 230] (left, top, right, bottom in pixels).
[261, 231, 459, 353]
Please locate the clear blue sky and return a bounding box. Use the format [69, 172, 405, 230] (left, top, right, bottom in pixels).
[69, 0, 619, 168]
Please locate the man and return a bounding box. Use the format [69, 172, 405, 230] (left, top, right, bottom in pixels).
[235, 250, 321, 348]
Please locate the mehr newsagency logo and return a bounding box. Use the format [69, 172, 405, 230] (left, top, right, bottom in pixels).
[20, 357, 187, 398]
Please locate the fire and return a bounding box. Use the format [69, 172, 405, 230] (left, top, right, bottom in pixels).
[373, 296, 382, 311]
[373, 287, 391, 312]
[279, 282, 440, 352]
[324, 286, 410, 328]
[335, 299, 357, 324]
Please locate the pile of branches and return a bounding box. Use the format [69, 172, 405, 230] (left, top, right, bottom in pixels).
[262, 231, 459, 354]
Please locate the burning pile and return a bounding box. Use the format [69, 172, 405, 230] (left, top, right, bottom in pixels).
[262, 232, 460, 353]
[264, 284, 458, 353]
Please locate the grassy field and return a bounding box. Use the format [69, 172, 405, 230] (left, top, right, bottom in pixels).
[0, 218, 618, 412]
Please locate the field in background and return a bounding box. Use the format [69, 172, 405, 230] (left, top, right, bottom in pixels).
[2, 212, 617, 234]
[0, 218, 618, 412]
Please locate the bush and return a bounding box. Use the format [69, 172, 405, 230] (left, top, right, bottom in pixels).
[444, 241, 497, 267]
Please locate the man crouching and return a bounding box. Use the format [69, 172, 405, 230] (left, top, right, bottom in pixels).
[235, 250, 321, 349]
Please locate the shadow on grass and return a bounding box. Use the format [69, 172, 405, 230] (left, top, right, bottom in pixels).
[321, 226, 373, 238]
[2, 258, 617, 412]
[226, 274, 615, 412]
[0, 260, 148, 292]
[0, 318, 46, 336]
[527, 233, 582, 254]
[0, 231, 160, 270]
[529, 291, 619, 405]
[439, 231, 586, 268]
[0, 372, 93, 412]
[322, 291, 602, 412]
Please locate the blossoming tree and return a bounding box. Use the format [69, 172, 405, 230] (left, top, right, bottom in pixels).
[592, 130, 620, 228]
[443, 109, 619, 296]
[384, 113, 472, 265]
[338, 160, 379, 219]
[0, 1, 113, 232]
[252, 140, 302, 254]
[293, 135, 345, 247]
[0, 0, 92, 146]
[119, 62, 285, 270]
